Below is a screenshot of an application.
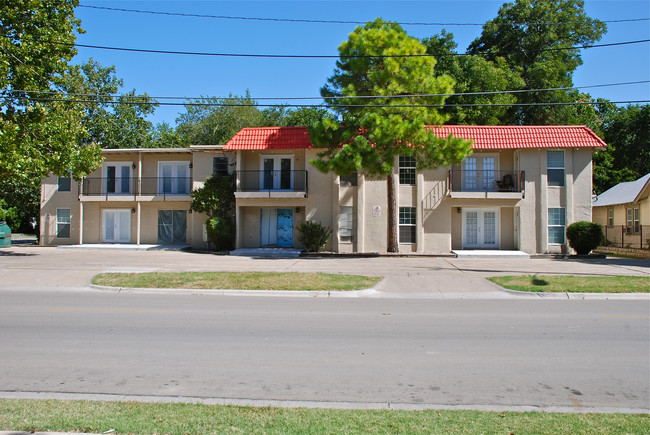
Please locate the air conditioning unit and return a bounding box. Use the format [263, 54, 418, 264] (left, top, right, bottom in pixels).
[625, 227, 632, 234]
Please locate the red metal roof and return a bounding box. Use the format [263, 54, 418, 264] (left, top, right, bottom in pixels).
[223, 125, 606, 150]
[426, 125, 607, 149]
[224, 127, 313, 150]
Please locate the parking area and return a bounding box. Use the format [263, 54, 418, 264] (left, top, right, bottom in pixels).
[0, 246, 648, 294]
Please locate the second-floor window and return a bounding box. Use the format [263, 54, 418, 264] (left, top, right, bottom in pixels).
[213, 157, 229, 176]
[547, 150, 565, 187]
[399, 155, 416, 185]
[57, 176, 71, 192]
[159, 161, 190, 195]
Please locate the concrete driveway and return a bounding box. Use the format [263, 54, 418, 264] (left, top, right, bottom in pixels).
[0, 246, 648, 297]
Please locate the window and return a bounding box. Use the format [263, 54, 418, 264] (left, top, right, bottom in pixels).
[56, 208, 71, 239]
[548, 208, 566, 244]
[607, 208, 614, 226]
[339, 206, 355, 242]
[633, 208, 640, 233]
[57, 176, 71, 192]
[340, 172, 358, 187]
[627, 208, 633, 231]
[399, 155, 416, 185]
[399, 207, 416, 243]
[547, 151, 565, 187]
[159, 161, 190, 194]
[213, 157, 229, 176]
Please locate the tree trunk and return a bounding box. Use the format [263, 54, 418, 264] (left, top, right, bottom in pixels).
[386, 172, 399, 253]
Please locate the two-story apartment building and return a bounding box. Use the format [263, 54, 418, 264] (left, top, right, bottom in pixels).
[40, 145, 230, 248]
[40, 125, 606, 255]
[223, 125, 605, 254]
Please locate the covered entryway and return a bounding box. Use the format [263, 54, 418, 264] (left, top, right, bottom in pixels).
[158, 210, 187, 244]
[260, 208, 293, 247]
[463, 208, 499, 249]
[102, 209, 131, 243]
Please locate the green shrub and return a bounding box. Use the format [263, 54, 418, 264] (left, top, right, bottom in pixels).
[296, 221, 333, 252]
[566, 221, 604, 255]
[205, 217, 235, 251]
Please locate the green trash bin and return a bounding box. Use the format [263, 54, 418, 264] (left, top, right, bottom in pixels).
[0, 221, 11, 247]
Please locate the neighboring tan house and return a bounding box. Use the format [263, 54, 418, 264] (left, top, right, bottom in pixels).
[41, 125, 606, 254]
[593, 173, 650, 249]
[40, 145, 232, 248]
[223, 125, 605, 255]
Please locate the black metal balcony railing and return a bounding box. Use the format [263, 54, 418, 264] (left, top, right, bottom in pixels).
[81, 177, 191, 198]
[235, 170, 308, 192]
[449, 170, 525, 193]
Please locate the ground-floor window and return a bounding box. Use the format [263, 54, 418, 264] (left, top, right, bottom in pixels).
[399, 207, 416, 243]
[633, 207, 640, 233]
[158, 210, 187, 244]
[607, 208, 614, 226]
[56, 208, 71, 238]
[339, 206, 355, 242]
[548, 207, 566, 244]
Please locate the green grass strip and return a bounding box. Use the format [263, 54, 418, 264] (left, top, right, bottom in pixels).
[92, 271, 381, 291]
[1, 399, 648, 435]
[487, 275, 649, 293]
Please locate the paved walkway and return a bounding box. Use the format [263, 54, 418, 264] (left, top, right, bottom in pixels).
[0, 246, 647, 298]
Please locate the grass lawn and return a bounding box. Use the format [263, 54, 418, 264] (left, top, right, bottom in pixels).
[92, 271, 381, 291]
[487, 275, 649, 293]
[1, 399, 648, 435]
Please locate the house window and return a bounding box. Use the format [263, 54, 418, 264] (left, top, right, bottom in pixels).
[399, 155, 416, 185]
[56, 208, 71, 239]
[340, 172, 358, 187]
[607, 208, 614, 226]
[57, 176, 71, 192]
[548, 208, 566, 244]
[626, 208, 633, 231]
[399, 207, 416, 243]
[547, 151, 565, 187]
[213, 157, 229, 176]
[633, 208, 640, 233]
[339, 206, 355, 242]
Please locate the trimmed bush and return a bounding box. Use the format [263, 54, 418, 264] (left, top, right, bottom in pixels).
[296, 221, 333, 252]
[205, 217, 235, 251]
[566, 221, 604, 255]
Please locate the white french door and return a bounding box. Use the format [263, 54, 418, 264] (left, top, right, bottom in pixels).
[104, 163, 132, 194]
[260, 156, 293, 190]
[102, 209, 131, 243]
[463, 208, 499, 249]
[462, 155, 497, 191]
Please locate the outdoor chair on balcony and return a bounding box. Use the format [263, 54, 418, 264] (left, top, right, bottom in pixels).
[496, 174, 513, 192]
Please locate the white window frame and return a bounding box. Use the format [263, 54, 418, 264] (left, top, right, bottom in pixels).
[399, 155, 416, 185]
[339, 206, 355, 243]
[633, 207, 640, 233]
[56, 208, 71, 239]
[399, 206, 417, 244]
[103, 162, 133, 195]
[158, 161, 191, 195]
[626, 208, 633, 231]
[547, 150, 565, 187]
[607, 208, 614, 226]
[548, 207, 566, 245]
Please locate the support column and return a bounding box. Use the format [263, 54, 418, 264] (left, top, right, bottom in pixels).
[136, 202, 141, 245]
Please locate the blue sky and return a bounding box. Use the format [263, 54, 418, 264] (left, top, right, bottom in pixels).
[72, 1, 650, 127]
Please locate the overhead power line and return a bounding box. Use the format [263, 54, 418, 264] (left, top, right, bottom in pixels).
[51, 39, 650, 59]
[77, 4, 650, 27]
[3, 80, 648, 102]
[7, 94, 648, 108]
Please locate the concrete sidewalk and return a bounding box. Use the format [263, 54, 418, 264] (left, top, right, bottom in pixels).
[0, 246, 648, 298]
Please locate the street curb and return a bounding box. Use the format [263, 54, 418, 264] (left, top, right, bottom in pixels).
[0, 391, 648, 415]
[88, 284, 650, 300]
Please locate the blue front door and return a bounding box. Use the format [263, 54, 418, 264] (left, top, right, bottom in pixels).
[276, 209, 293, 247]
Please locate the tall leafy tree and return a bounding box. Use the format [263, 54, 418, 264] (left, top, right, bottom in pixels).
[63, 59, 157, 149]
[422, 30, 525, 125]
[0, 0, 102, 230]
[176, 91, 265, 144]
[309, 19, 473, 252]
[468, 0, 606, 125]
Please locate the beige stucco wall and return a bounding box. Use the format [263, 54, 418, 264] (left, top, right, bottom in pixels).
[40, 175, 82, 245]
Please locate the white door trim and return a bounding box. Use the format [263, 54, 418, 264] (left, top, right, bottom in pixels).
[462, 208, 500, 249]
[102, 209, 131, 243]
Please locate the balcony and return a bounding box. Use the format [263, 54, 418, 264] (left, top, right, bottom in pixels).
[81, 177, 191, 201]
[235, 170, 308, 199]
[449, 170, 525, 199]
